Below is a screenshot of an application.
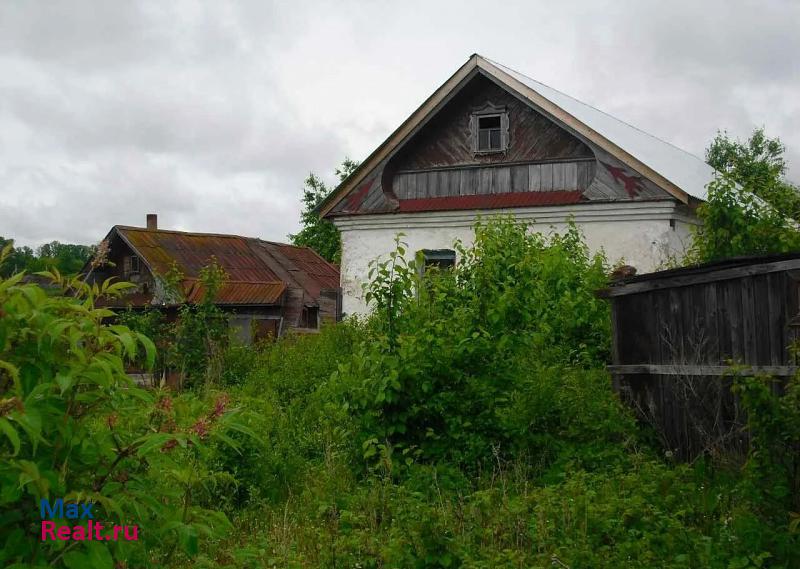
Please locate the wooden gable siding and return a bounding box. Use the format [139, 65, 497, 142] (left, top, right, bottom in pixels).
[393, 75, 592, 170]
[330, 71, 675, 216]
[393, 160, 596, 199]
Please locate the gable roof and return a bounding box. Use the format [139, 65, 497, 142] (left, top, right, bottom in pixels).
[109, 226, 339, 307]
[319, 54, 716, 217]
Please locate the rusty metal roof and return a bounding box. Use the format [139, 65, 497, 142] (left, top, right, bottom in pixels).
[116, 227, 280, 282]
[184, 280, 286, 305]
[111, 226, 339, 307]
[398, 190, 584, 213]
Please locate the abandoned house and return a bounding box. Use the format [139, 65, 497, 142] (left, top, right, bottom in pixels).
[318, 54, 717, 315]
[87, 214, 341, 341]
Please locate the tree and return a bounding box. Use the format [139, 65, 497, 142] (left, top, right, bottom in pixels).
[0, 237, 93, 277]
[687, 129, 800, 263]
[706, 128, 800, 220]
[0, 237, 35, 277]
[289, 158, 359, 263]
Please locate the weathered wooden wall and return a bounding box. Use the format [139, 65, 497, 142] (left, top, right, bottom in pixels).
[393, 75, 593, 170]
[331, 71, 677, 216]
[604, 254, 800, 458]
[393, 160, 595, 199]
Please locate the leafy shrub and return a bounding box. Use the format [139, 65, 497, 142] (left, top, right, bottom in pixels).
[340, 217, 613, 466]
[0, 250, 246, 568]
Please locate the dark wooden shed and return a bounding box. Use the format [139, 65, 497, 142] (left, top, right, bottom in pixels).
[601, 253, 800, 458]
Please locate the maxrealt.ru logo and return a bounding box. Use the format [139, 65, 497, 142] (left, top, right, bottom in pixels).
[40, 499, 139, 542]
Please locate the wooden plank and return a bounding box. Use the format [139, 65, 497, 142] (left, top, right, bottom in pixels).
[715, 280, 732, 362]
[552, 162, 565, 190]
[766, 272, 785, 365]
[740, 276, 757, 363]
[601, 257, 800, 297]
[753, 275, 771, 365]
[438, 170, 451, 197]
[528, 164, 541, 192]
[703, 282, 720, 365]
[406, 172, 418, 200]
[426, 171, 438, 198]
[495, 167, 511, 193]
[726, 280, 743, 362]
[396, 173, 408, 199]
[653, 289, 668, 365]
[564, 162, 578, 190]
[478, 168, 493, 195]
[608, 364, 797, 377]
[511, 165, 528, 192]
[577, 161, 594, 190]
[464, 168, 478, 195]
[540, 163, 554, 191]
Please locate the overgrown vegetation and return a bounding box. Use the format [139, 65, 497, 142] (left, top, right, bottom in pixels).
[0, 246, 251, 568]
[688, 129, 800, 263]
[3, 218, 799, 568]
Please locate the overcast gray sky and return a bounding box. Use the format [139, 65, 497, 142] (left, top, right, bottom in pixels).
[1, 0, 798, 248]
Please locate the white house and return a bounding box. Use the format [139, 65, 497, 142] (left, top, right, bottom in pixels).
[318, 54, 716, 316]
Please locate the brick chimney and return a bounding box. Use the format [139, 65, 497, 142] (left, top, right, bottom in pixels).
[146, 214, 158, 231]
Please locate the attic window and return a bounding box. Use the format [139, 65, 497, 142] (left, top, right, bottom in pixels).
[471, 105, 509, 154]
[478, 115, 502, 151]
[123, 255, 140, 277]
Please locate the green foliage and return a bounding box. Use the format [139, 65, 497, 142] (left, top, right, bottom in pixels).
[689, 128, 800, 263]
[733, 371, 800, 517]
[687, 176, 800, 263]
[341, 217, 613, 466]
[707, 128, 800, 221]
[170, 259, 230, 387]
[0, 237, 93, 277]
[5, 210, 800, 567]
[289, 158, 359, 263]
[119, 259, 231, 389]
[0, 245, 246, 567]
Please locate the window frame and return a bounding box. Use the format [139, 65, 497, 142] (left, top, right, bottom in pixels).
[419, 249, 456, 275]
[470, 103, 509, 155]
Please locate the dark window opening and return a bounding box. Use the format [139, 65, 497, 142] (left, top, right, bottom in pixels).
[477, 115, 502, 152]
[301, 306, 319, 329]
[420, 249, 456, 274]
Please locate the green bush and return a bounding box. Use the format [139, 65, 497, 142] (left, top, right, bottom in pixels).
[339, 218, 613, 466]
[0, 250, 248, 568]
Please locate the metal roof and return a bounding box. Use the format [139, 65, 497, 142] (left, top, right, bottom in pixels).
[112, 226, 339, 307]
[485, 56, 716, 201]
[184, 280, 286, 305]
[117, 227, 279, 282]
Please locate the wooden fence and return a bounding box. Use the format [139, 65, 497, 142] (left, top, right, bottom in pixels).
[600, 253, 800, 458]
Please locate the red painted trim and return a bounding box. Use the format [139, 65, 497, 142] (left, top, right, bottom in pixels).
[397, 191, 584, 212]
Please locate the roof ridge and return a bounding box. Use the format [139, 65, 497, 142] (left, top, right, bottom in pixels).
[115, 225, 253, 240]
[479, 55, 709, 165]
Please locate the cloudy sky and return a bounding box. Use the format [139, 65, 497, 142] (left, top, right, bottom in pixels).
[1, 0, 798, 248]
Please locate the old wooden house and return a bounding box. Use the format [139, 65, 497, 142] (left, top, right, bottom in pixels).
[318, 54, 717, 315]
[88, 214, 341, 341]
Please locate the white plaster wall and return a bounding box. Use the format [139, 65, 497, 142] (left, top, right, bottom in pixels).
[335, 202, 698, 316]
